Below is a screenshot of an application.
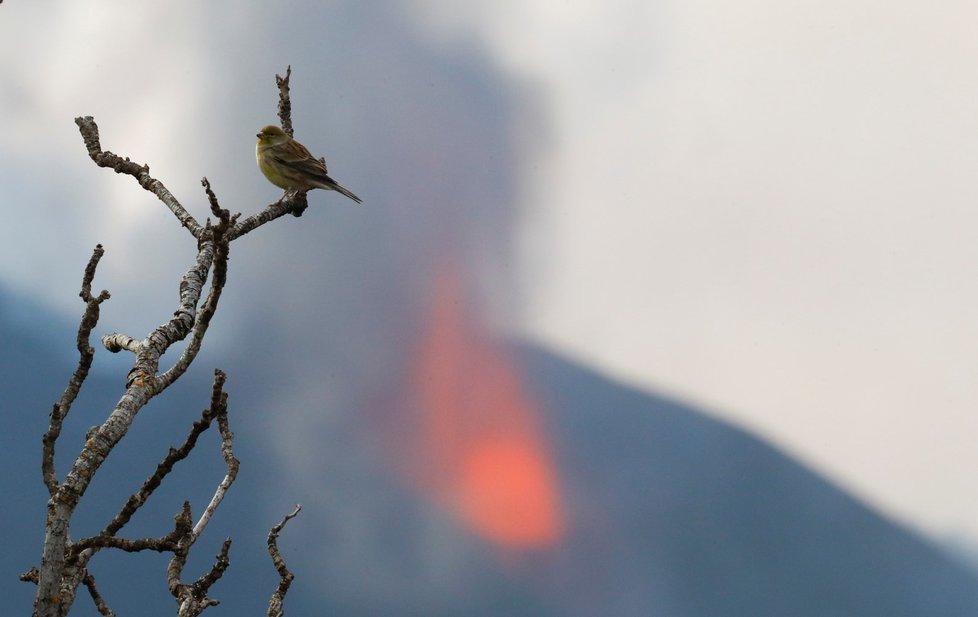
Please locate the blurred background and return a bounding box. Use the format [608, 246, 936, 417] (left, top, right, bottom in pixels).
[3, 1, 978, 615]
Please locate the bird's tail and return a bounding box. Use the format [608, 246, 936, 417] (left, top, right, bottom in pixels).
[330, 180, 362, 204]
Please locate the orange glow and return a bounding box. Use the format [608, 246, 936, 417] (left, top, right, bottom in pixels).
[406, 267, 565, 549]
[457, 436, 564, 546]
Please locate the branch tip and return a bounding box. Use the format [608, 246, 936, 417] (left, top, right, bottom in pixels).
[266, 504, 301, 617]
[74, 116, 203, 238]
[276, 66, 294, 136]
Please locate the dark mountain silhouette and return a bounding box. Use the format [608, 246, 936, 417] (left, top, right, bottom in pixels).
[519, 344, 978, 616]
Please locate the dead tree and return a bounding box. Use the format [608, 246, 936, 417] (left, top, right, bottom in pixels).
[23, 67, 315, 617]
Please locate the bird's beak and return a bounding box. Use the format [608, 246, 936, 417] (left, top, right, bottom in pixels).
[256, 133, 262, 139]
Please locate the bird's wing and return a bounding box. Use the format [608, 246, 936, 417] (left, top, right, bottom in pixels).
[272, 142, 330, 177]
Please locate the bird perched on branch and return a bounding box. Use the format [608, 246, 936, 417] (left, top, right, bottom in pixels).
[256, 125, 362, 204]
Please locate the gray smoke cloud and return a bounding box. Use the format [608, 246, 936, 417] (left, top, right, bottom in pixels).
[1, 1, 549, 608]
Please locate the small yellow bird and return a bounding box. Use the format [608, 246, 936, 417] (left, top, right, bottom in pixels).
[256, 125, 362, 204]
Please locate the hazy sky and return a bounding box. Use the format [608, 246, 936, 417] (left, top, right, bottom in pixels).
[460, 0, 978, 541]
[3, 0, 978, 551]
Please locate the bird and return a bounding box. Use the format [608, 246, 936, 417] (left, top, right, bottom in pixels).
[256, 125, 362, 204]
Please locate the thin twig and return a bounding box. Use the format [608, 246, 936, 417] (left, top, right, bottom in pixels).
[74, 117, 204, 238]
[160, 371, 236, 617]
[70, 496, 195, 577]
[72, 532, 181, 554]
[267, 504, 302, 617]
[276, 65, 293, 136]
[228, 192, 309, 240]
[42, 244, 109, 495]
[20, 567, 39, 584]
[271, 66, 309, 218]
[190, 539, 232, 601]
[168, 502, 231, 617]
[166, 503, 195, 598]
[191, 371, 239, 540]
[82, 570, 117, 617]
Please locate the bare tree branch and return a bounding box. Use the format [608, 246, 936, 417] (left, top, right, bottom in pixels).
[33, 162, 219, 617]
[228, 192, 309, 239]
[137, 240, 217, 391]
[276, 65, 293, 137]
[66, 371, 238, 616]
[269, 65, 310, 218]
[20, 567, 39, 584]
[101, 333, 141, 354]
[94, 369, 229, 541]
[166, 503, 196, 605]
[42, 245, 110, 496]
[72, 532, 180, 554]
[267, 505, 302, 617]
[156, 185, 235, 391]
[34, 67, 327, 617]
[81, 571, 116, 617]
[190, 539, 232, 601]
[168, 502, 231, 617]
[74, 116, 204, 238]
[191, 370, 239, 540]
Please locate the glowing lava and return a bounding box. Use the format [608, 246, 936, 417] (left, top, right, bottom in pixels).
[408, 268, 565, 549]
